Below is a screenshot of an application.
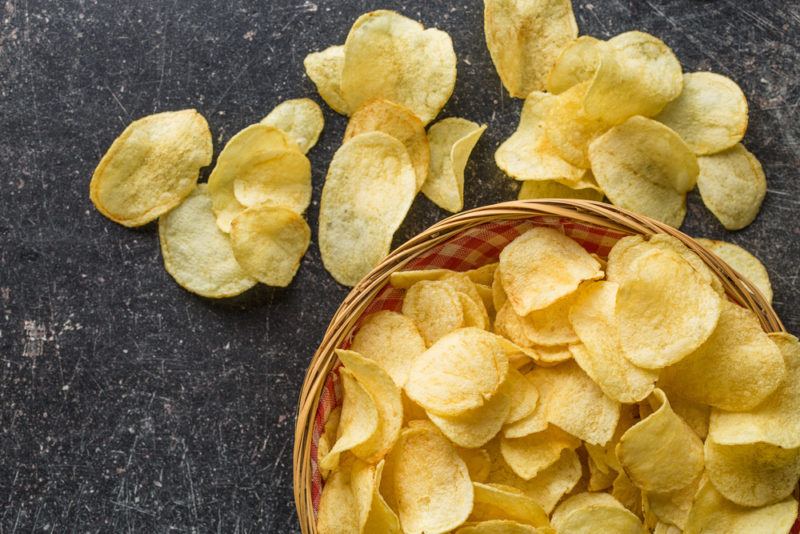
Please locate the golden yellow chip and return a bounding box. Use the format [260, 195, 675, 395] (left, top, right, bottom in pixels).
[90, 109, 212, 227]
[158, 185, 257, 298]
[260, 98, 324, 154]
[392, 426, 473, 534]
[319, 131, 417, 286]
[494, 302, 535, 349]
[612, 471, 642, 518]
[709, 333, 800, 448]
[402, 280, 465, 346]
[317, 407, 341, 481]
[697, 143, 767, 230]
[505, 368, 540, 425]
[229, 205, 310, 287]
[428, 380, 512, 448]
[655, 72, 748, 155]
[458, 447, 492, 483]
[468, 263, 500, 286]
[546, 36, 603, 94]
[544, 81, 611, 168]
[483, 0, 578, 98]
[341, 10, 456, 124]
[587, 455, 616, 491]
[351, 311, 426, 388]
[518, 179, 603, 201]
[584, 31, 683, 124]
[659, 299, 785, 410]
[421, 118, 486, 213]
[616, 389, 704, 493]
[499, 227, 603, 315]
[304, 45, 350, 115]
[456, 520, 544, 534]
[442, 272, 490, 316]
[683, 480, 798, 534]
[460, 292, 491, 330]
[405, 327, 508, 417]
[345, 99, 430, 190]
[207, 124, 308, 232]
[660, 387, 710, 440]
[695, 238, 772, 303]
[351, 459, 402, 533]
[520, 291, 579, 346]
[501, 425, 581, 480]
[496, 92, 587, 182]
[644, 473, 703, 530]
[471, 482, 550, 528]
[552, 492, 645, 533]
[317, 462, 359, 534]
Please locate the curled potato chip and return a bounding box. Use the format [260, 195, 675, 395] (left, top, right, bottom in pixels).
[505, 368, 540, 425]
[392, 426, 473, 534]
[683, 480, 798, 534]
[405, 328, 508, 417]
[341, 10, 456, 124]
[544, 81, 611, 168]
[345, 99, 430, 190]
[402, 280, 465, 345]
[709, 333, 800, 448]
[456, 520, 543, 534]
[697, 143, 767, 230]
[500, 227, 602, 315]
[468, 263, 499, 286]
[229, 205, 310, 287]
[351, 459, 402, 533]
[422, 118, 486, 213]
[483, 0, 578, 98]
[317, 463, 359, 534]
[317, 407, 341, 481]
[617, 389, 704, 493]
[90, 109, 212, 227]
[496, 92, 586, 182]
[552, 492, 645, 533]
[518, 179, 603, 201]
[645, 473, 703, 530]
[584, 31, 683, 124]
[459, 447, 492, 483]
[546, 36, 603, 94]
[653, 523, 682, 534]
[428, 379, 512, 448]
[520, 292, 579, 346]
[587, 456, 616, 491]
[695, 238, 772, 303]
[471, 482, 550, 527]
[304, 45, 349, 115]
[660, 387, 710, 440]
[501, 425, 581, 480]
[319, 131, 417, 286]
[260, 98, 324, 153]
[612, 471, 642, 518]
[158, 185, 257, 298]
[351, 311, 426, 388]
[656, 72, 748, 155]
[659, 300, 785, 411]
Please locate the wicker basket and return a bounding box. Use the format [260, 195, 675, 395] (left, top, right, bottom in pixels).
[292, 199, 786, 533]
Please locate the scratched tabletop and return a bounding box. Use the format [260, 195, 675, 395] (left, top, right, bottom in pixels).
[1, 0, 798, 531]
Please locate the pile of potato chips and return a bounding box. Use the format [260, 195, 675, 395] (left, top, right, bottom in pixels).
[304, 10, 486, 286]
[90, 99, 325, 297]
[488, 0, 766, 230]
[316, 227, 798, 534]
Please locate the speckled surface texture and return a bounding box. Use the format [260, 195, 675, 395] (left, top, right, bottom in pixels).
[0, 0, 798, 531]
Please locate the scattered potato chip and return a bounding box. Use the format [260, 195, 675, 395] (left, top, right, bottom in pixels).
[552, 492, 645, 533]
[351, 311, 426, 388]
[659, 299, 785, 410]
[341, 10, 456, 124]
[319, 131, 417, 286]
[496, 92, 587, 182]
[392, 426, 473, 534]
[518, 179, 603, 201]
[344, 99, 430, 190]
[695, 238, 772, 302]
[229, 205, 310, 287]
[304, 45, 350, 115]
[697, 143, 767, 230]
[458, 448, 492, 483]
[158, 185, 257, 298]
[260, 98, 324, 153]
[501, 425, 581, 480]
[617, 389, 704, 493]
[520, 291, 579, 346]
[505, 368, 540, 425]
[546, 36, 603, 94]
[402, 280, 465, 345]
[90, 109, 212, 227]
[683, 480, 798, 534]
[428, 380, 512, 448]
[544, 81, 611, 168]
[317, 461, 359, 534]
[483, 0, 578, 98]
[456, 520, 543, 534]
[421, 118, 486, 213]
[655, 72, 748, 155]
[351, 459, 402, 533]
[500, 227, 602, 315]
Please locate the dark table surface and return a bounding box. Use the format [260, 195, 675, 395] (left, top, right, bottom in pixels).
[1, 0, 798, 531]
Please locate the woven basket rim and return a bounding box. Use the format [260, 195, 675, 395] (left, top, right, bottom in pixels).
[292, 199, 784, 534]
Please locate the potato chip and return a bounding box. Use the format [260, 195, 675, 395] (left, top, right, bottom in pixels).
[351, 311, 426, 388]
[318, 407, 341, 481]
[683, 480, 798, 534]
[459, 448, 492, 483]
[520, 291, 579, 346]
[317, 462, 359, 534]
[499, 227, 603, 315]
[501, 425, 581, 480]
[552, 492, 645, 533]
[653, 523, 681, 534]
[158, 185, 257, 298]
[402, 392, 429, 426]
[351, 459, 402, 533]
[336, 350, 403, 463]
[588, 456, 616, 491]
[428, 380, 512, 448]
[584, 31, 683, 125]
[697, 143, 767, 230]
[505, 368, 540, 425]
[471, 482, 550, 528]
[544, 81, 611, 168]
[405, 328, 508, 417]
[518, 179, 603, 202]
[345, 99, 430, 190]
[90, 109, 212, 227]
[304, 45, 350, 115]
[456, 520, 543, 534]
[660, 387, 710, 440]
[568, 281, 657, 403]
[709, 333, 800, 448]
[402, 280, 465, 346]
[496, 92, 587, 182]
[320, 367, 378, 471]
[208, 124, 308, 232]
[229, 205, 310, 287]
[483, 0, 578, 98]
[492, 267, 508, 311]
[392, 426, 473, 534]
[468, 263, 499, 286]
[494, 303, 534, 348]
[645, 473, 703, 530]
[612, 471, 642, 518]
[442, 272, 490, 317]
[546, 36, 603, 94]
[503, 401, 549, 440]
[695, 238, 772, 302]
[659, 300, 785, 411]
[616, 389, 704, 493]
[655, 72, 748, 155]
[616, 247, 721, 369]
[341, 10, 456, 124]
[421, 118, 486, 213]
[319, 131, 417, 286]
[476, 284, 496, 320]
[260, 98, 324, 154]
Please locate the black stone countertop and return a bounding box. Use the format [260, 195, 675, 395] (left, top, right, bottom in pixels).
[1, 0, 798, 531]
